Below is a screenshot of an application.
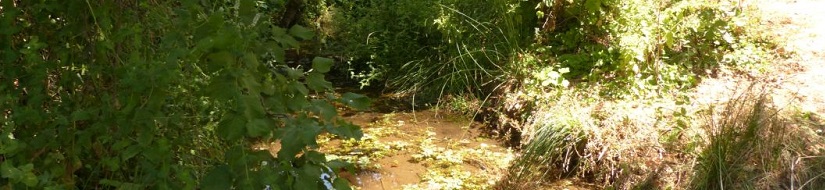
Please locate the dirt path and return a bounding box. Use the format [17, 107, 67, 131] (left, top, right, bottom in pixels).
[758, 0, 825, 114]
[693, 0, 825, 116]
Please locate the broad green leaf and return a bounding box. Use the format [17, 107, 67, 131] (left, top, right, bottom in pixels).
[71, 109, 92, 121]
[217, 115, 246, 141]
[294, 164, 323, 189]
[278, 116, 322, 160]
[311, 100, 337, 122]
[306, 72, 332, 91]
[270, 43, 286, 63]
[288, 25, 314, 40]
[332, 178, 353, 190]
[277, 35, 300, 48]
[266, 94, 288, 114]
[225, 146, 250, 171]
[0, 132, 26, 155]
[99, 179, 143, 189]
[262, 78, 276, 95]
[246, 118, 274, 137]
[272, 27, 287, 36]
[243, 52, 261, 69]
[302, 151, 326, 164]
[290, 81, 309, 96]
[0, 163, 37, 187]
[241, 95, 265, 119]
[201, 165, 233, 190]
[206, 75, 239, 99]
[585, 0, 601, 12]
[326, 122, 363, 140]
[238, 0, 257, 24]
[121, 145, 142, 162]
[207, 51, 236, 68]
[284, 68, 303, 79]
[0, 162, 22, 182]
[240, 74, 262, 96]
[286, 94, 310, 112]
[340, 92, 371, 111]
[311, 57, 333, 73]
[326, 160, 355, 173]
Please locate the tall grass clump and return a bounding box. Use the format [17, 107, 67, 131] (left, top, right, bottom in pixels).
[497, 96, 592, 189]
[691, 86, 825, 189]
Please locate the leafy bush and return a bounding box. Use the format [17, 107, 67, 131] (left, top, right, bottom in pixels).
[531, 0, 773, 95]
[1, 1, 367, 189]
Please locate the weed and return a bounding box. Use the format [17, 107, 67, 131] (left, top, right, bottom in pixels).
[690, 85, 825, 189]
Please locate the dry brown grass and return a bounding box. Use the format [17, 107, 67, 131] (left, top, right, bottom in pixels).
[496, 82, 825, 190]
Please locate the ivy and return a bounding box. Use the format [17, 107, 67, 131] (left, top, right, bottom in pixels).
[1, 0, 364, 189]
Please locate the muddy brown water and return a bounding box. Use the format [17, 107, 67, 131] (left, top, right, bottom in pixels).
[336, 109, 508, 189]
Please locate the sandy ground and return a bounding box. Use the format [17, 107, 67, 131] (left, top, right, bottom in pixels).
[759, 0, 825, 115]
[694, 0, 825, 116]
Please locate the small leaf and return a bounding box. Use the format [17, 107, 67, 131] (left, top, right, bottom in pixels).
[311, 57, 334, 73]
[340, 92, 371, 111]
[288, 25, 314, 40]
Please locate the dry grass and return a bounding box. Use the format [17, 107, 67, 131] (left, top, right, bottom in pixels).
[497, 82, 825, 190]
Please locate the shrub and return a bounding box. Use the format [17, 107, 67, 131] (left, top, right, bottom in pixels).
[320, 0, 536, 99]
[0, 1, 367, 189]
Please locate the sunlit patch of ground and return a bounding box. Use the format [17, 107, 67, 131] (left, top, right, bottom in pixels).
[754, 0, 825, 115]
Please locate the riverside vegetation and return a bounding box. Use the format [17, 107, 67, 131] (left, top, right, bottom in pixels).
[2, 0, 823, 189]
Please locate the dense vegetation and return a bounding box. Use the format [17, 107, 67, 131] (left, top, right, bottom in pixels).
[2, 0, 823, 189]
[1, 1, 367, 189]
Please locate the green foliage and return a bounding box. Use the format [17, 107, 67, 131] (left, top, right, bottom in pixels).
[321, 0, 535, 98]
[529, 0, 773, 96]
[1, 0, 365, 189]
